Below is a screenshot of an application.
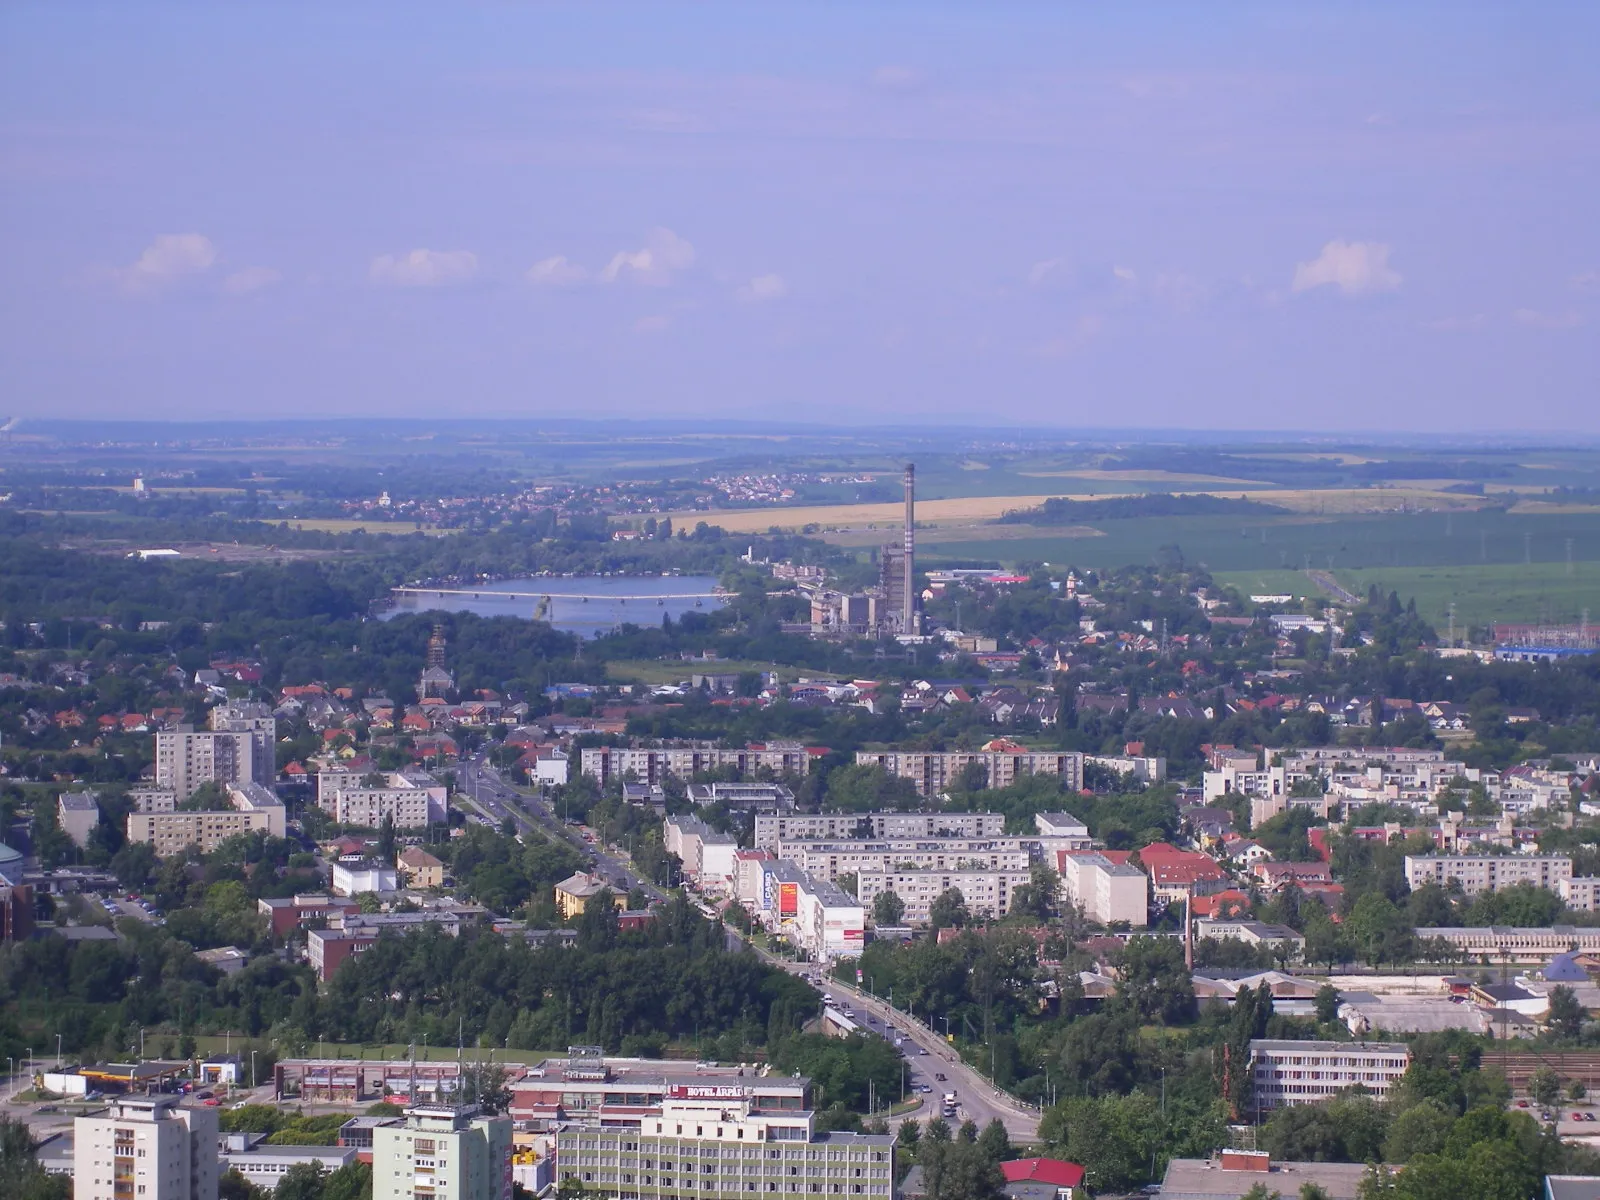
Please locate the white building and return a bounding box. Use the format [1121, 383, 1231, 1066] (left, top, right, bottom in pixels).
[1196, 919, 1304, 954]
[753, 810, 1005, 850]
[1403, 854, 1573, 895]
[219, 1135, 355, 1189]
[854, 866, 1032, 924]
[57, 791, 101, 848]
[1250, 1039, 1410, 1110]
[1060, 852, 1148, 927]
[663, 815, 738, 891]
[773, 837, 1032, 882]
[372, 1105, 512, 1200]
[331, 860, 400, 897]
[75, 1095, 220, 1200]
[753, 861, 864, 960]
[1561, 877, 1600, 911]
[226, 782, 286, 837]
[318, 770, 446, 828]
[532, 752, 570, 787]
[854, 747, 1083, 798]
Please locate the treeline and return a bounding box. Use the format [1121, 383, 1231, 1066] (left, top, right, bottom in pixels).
[999, 492, 1286, 524]
[316, 898, 815, 1060]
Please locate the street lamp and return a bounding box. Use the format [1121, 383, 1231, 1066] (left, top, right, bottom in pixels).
[56, 1034, 62, 1069]
[251, 1050, 258, 1091]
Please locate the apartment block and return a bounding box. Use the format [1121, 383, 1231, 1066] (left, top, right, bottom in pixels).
[57, 791, 101, 848]
[1060, 852, 1148, 927]
[1250, 1039, 1409, 1110]
[854, 747, 1083, 798]
[75, 1095, 220, 1200]
[1403, 854, 1573, 895]
[126, 809, 276, 856]
[553, 1074, 893, 1200]
[581, 743, 824, 786]
[317, 769, 447, 828]
[753, 811, 1005, 850]
[664, 815, 739, 886]
[752, 860, 865, 959]
[1561, 877, 1600, 912]
[372, 1104, 512, 1200]
[774, 838, 1032, 882]
[855, 866, 1032, 924]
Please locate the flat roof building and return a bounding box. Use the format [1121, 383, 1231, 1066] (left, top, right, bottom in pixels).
[75, 1094, 219, 1200]
[373, 1105, 512, 1200]
[1251, 1039, 1409, 1110]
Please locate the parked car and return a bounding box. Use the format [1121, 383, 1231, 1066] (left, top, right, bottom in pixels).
[935, 1073, 947, 1082]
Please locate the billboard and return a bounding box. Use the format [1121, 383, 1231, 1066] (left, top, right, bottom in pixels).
[668, 1084, 746, 1100]
[778, 882, 799, 917]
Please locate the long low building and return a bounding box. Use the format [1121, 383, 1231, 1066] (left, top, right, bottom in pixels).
[855, 866, 1032, 924]
[753, 810, 1006, 849]
[1414, 925, 1600, 962]
[773, 837, 1033, 881]
[854, 746, 1083, 797]
[124, 780, 286, 855]
[219, 1135, 357, 1189]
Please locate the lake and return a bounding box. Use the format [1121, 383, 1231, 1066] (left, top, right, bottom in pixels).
[383, 575, 727, 638]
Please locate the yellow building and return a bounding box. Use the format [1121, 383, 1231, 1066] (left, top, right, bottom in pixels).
[554, 871, 627, 919]
[397, 846, 445, 889]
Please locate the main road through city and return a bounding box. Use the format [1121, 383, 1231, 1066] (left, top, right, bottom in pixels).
[456, 757, 1041, 1141]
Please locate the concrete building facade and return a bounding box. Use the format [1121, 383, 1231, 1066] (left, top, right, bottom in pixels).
[372, 1104, 513, 1200]
[753, 811, 1005, 850]
[853, 748, 1083, 798]
[1403, 854, 1573, 895]
[75, 1095, 220, 1200]
[1060, 852, 1148, 927]
[1250, 1039, 1409, 1110]
[855, 867, 1032, 925]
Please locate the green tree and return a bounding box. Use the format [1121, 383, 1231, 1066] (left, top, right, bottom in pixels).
[273, 1162, 327, 1200]
[1115, 935, 1196, 1024]
[1529, 1066, 1561, 1109]
[927, 889, 970, 932]
[1547, 985, 1585, 1041]
[1314, 983, 1341, 1025]
[1382, 1100, 1455, 1164]
[872, 891, 906, 927]
[976, 1118, 1012, 1166]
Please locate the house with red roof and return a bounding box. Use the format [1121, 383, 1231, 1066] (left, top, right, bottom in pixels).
[1139, 842, 1230, 902]
[999, 1157, 1085, 1199]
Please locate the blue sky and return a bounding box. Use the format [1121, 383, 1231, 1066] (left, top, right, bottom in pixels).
[2, 2, 1596, 430]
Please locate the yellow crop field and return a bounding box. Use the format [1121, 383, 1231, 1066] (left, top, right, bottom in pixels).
[1017, 468, 1268, 485]
[668, 494, 1073, 533]
[272, 519, 459, 536]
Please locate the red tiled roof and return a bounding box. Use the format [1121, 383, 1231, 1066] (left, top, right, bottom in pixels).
[1000, 1158, 1085, 1188]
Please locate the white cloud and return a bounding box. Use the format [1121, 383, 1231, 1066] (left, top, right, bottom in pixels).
[1513, 308, 1583, 330]
[1291, 240, 1402, 296]
[1028, 258, 1064, 287]
[601, 228, 695, 285]
[222, 266, 282, 296]
[369, 248, 478, 287]
[113, 233, 217, 293]
[634, 313, 671, 334]
[737, 273, 787, 303]
[526, 256, 588, 286]
[1112, 265, 1138, 284]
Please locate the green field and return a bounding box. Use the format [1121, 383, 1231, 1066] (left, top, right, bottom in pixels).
[1332, 563, 1600, 629]
[1211, 570, 1325, 604]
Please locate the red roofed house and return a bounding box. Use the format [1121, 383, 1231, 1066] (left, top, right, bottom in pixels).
[1139, 842, 1229, 903]
[1000, 1157, 1085, 1199]
[1190, 888, 1252, 920]
[1253, 861, 1333, 891]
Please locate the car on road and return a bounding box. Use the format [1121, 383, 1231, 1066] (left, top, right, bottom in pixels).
[935, 1073, 947, 1082]
[918, 1047, 928, 1055]
[35, 1105, 58, 1114]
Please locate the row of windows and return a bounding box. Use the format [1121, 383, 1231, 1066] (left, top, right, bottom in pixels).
[568, 1174, 886, 1195]
[568, 1140, 883, 1162]
[566, 1159, 881, 1178]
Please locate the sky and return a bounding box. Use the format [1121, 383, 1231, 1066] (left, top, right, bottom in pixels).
[1, 2, 1597, 432]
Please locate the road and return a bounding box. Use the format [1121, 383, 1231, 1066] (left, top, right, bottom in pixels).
[455, 758, 1038, 1139]
[455, 757, 665, 901]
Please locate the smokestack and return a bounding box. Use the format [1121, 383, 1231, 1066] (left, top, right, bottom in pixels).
[903, 463, 917, 634]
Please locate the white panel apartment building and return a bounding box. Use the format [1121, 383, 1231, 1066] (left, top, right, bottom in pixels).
[854, 748, 1083, 798]
[774, 838, 1033, 882]
[753, 811, 1006, 850]
[75, 1095, 220, 1200]
[1060, 852, 1149, 927]
[1403, 854, 1573, 895]
[1250, 1039, 1410, 1110]
[664, 815, 740, 889]
[855, 867, 1033, 924]
[372, 1104, 512, 1200]
[581, 743, 820, 786]
[318, 770, 447, 828]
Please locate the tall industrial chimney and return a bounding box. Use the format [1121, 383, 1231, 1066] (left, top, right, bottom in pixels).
[903, 463, 917, 635]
